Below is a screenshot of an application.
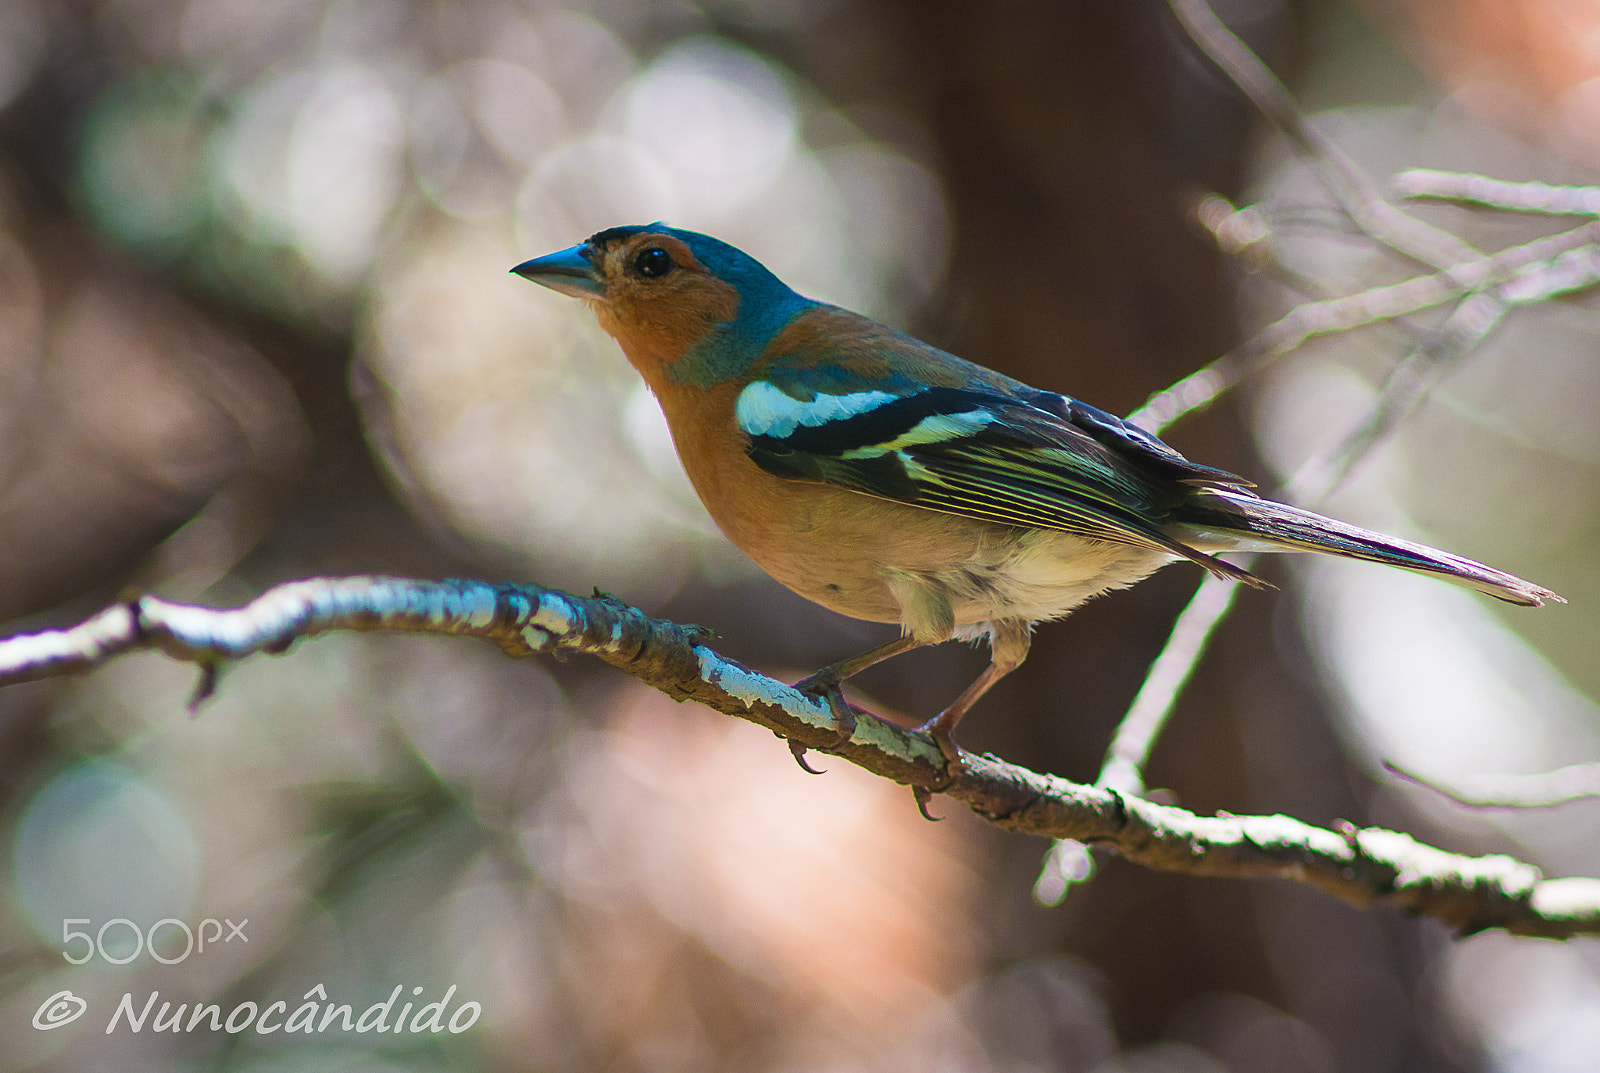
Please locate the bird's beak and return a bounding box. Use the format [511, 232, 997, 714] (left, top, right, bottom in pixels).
[511, 243, 604, 298]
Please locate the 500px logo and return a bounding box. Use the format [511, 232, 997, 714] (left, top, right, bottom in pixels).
[61, 918, 247, 965]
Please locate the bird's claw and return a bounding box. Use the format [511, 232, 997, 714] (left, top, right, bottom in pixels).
[909, 724, 967, 820]
[780, 672, 861, 775]
[187, 661, 221, 713]
[787, 738, 826, 775]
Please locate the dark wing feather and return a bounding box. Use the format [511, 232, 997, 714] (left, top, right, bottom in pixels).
[742, 374, 1262, 584]
[1025, 392, 1255, 492]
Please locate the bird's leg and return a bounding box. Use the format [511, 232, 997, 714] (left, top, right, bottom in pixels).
[916, 621, 1032, 776]
[794, 632, 926, 695]
[790, 633, 927, 762]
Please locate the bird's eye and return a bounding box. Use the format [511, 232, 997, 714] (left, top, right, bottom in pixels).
[634, 246, 673, 279]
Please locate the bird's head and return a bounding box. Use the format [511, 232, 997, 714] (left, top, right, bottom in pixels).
[513, 225, 814, 389]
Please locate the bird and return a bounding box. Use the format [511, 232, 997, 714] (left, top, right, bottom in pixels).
[512, 224, 1561, 771]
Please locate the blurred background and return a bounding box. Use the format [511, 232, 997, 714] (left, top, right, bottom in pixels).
[0, 0, 1597, 1069]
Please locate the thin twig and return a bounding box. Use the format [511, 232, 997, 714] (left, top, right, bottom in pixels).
[1386, 760, 1600, 810]
[1129, 220, 1600, 432]
[1050, 3, 1600, 908]
[1197, 196, 1431, 342]
[1396, 170, 1600, 216]
[1045, 249, 1599, 902]
[1291, 293, 1507, 501]
[1165, 0, 1482, 272]
[1296, 239, 1600, 502]
[1096, 572, 1244, 799]
[1098, 290, 1509, 802]
[1, 576, 1598, 938]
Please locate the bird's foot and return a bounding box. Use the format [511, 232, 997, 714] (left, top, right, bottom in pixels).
[784, 672, 859, 774]
[792, 672, 859, 751]
[912, 716, 967, 781]
[905, 717, 966, 819]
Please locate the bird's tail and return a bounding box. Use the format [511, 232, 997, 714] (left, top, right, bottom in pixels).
[1192, 490, 1562, 607]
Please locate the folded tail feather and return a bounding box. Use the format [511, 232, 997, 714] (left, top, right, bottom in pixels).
[1190, 490, 1562, 608]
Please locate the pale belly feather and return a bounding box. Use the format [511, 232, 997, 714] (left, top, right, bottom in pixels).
[712, 476, 1176, 643]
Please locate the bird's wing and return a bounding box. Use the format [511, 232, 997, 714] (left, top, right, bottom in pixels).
[736, 366, 1261, 583]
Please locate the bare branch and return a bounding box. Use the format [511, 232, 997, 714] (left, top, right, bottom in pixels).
[3, 576, 1598, 938]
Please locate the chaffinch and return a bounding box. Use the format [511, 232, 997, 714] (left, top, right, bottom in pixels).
[513, 224, 1559, 768]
